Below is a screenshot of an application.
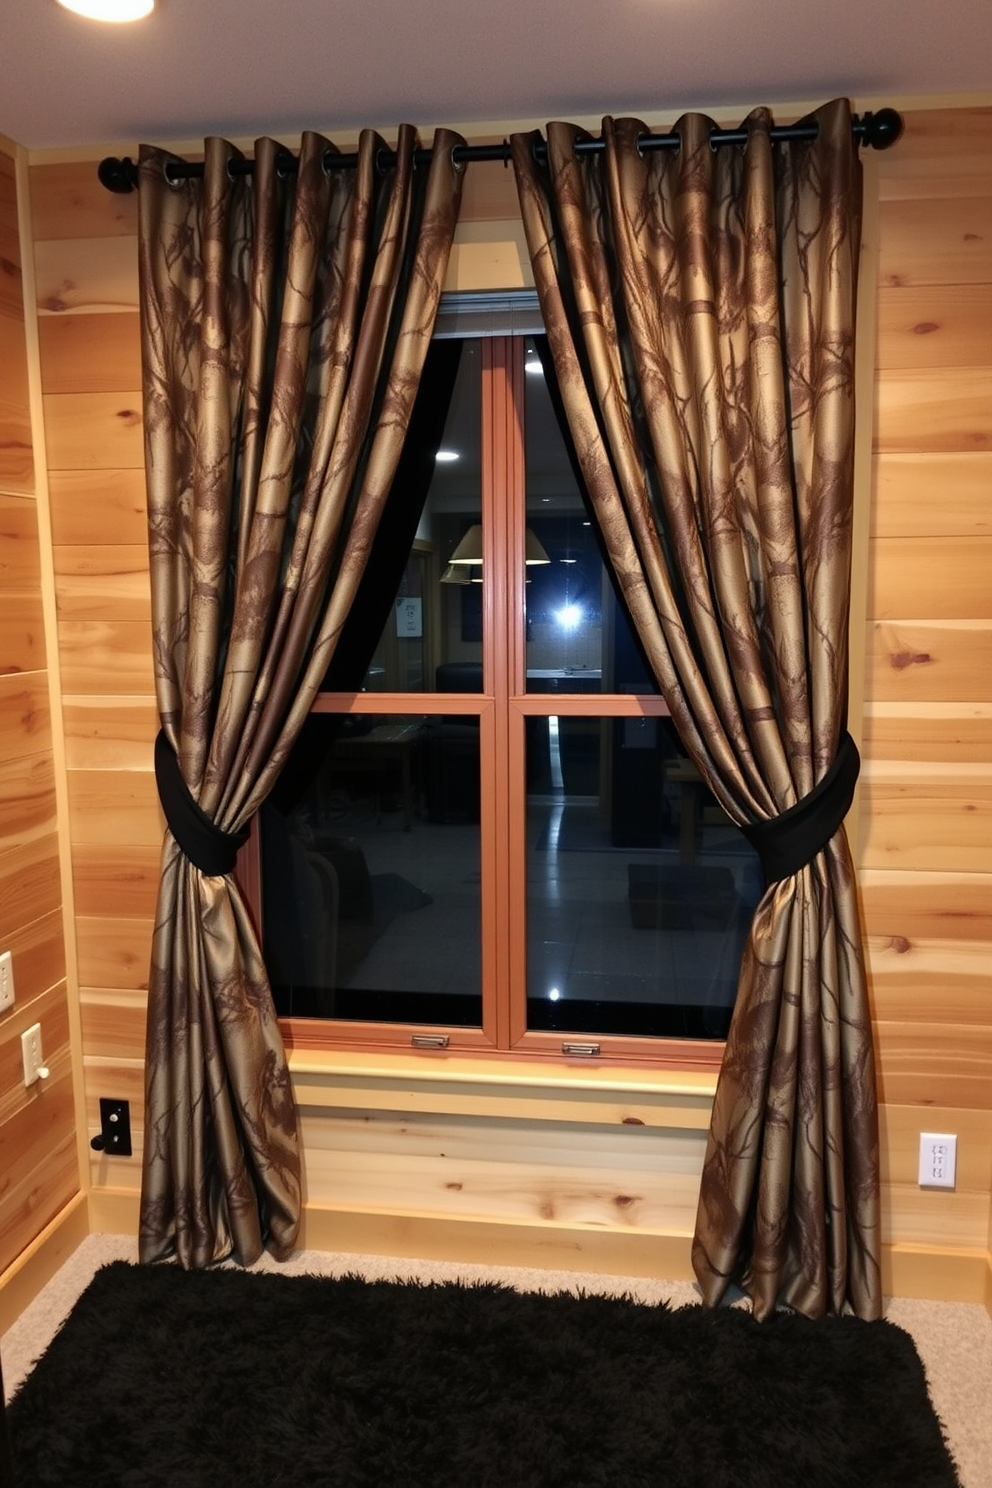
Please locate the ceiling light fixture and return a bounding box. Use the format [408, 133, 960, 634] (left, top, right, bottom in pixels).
[57, 0, 154, 17]
[434, 449, 459, 463]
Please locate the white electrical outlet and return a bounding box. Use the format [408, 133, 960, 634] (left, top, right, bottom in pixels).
[0, 950, 14, 1012]
[919, 1133, 957, 1189]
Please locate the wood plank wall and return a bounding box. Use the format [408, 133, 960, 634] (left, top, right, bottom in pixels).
[0, 141, 78, 1275]
[860, 106, 992, 1275]
[16, 106, 992, 1292]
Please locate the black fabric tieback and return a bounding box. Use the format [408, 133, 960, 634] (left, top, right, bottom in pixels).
[741, 731, 861, 885]
[154, 729, 250, 876]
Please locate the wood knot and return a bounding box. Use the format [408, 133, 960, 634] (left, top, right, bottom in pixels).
[622, 1115, 645, 1126]
[890, 650, 931, 671]
[890, 936, 911, 954]
[912, 321, 939, 335]
[117, 408, 142, 427]
[614, 1194, 638, 1209]
[445, 1181, 463, 1191]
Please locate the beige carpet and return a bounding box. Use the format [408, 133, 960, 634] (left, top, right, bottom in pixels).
[4, 1234, 991, 1487]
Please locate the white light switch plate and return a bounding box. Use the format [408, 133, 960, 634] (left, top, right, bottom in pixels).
[0, 950, 14, 1012]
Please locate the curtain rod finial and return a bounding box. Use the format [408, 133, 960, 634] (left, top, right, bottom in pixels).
[857, 108, 903, 150]
[97, 156, 138, 193]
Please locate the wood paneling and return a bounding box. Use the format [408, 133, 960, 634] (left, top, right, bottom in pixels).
[0, 833, 61, 940]
[876, 107, 992, 202]
[29, 161, 139, 242]
[860, 773, 992, 872]
[878, 197, 992, 286]
[0, 495, 41, 590]
[0, 1111, 79, 1276]
[76, 917, 153, 991]
[0, 397, 34, 491]
[0, 985, 71, 1124]
[867, 936, 991, 1024]
[874, 369, 992, 453]
[0, 750, 57, 846]
[871, 453, 992, 538]
[33, 236, 138, 316]
[879, 1104, 992, 1191]
[875, 1021, 992, 1110]
[62, 697, 158, 770]
[0, 141, 79, 1293]
[44, 391, 144, 469]
[876, 285, 992, 371]
[860, 870, 992, 942]
[67, 768, 163, 846]
[3, 908, 65, 1005]
[54, 545, 151, 622]
[866, 621, 992, 702]
[0, 152, 20, 268]
[79, 992, 147, 1061]
[0, 672, 51, 761]
[868, 538, 992, 620]
[862, 703, 992, 763]
[58, 619, 154, 693]
[72, 843, 160, 918]
[48, 468, 146, 545]
[38, 312, 141, 394]
[0, 593, 46, 674]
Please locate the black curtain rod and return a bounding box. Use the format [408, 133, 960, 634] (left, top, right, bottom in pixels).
[97, 108, 903, 193]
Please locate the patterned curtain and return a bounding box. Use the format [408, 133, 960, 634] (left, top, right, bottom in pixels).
[137, 127, 464, 1268]
[512, 99, 881, 1320]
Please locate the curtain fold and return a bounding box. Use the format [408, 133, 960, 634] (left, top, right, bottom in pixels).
[138, 126, 465, 1268]
[512, 99, 881, 1320]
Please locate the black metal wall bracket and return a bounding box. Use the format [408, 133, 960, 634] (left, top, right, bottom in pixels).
[90, 1098, 132, 1157]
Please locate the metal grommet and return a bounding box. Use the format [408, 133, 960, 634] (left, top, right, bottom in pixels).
[162, 160, 183, 190]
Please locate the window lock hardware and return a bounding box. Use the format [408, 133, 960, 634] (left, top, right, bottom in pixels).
[562, 1042, 601, 1057]
[411, 1034, 451, 1050]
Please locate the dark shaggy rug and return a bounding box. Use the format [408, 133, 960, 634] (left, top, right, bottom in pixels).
[6, 1262, 960, 1488]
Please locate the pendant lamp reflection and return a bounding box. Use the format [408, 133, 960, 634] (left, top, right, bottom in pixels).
[440, 524, 551, 582]
[57, 0, 154, 19]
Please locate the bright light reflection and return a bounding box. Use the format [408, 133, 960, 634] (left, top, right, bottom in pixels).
[555, 603, 583, 631]
[525, 359, 543, 376]
[57, 0, 153, 17]
[435, 450, 459, 463]
[548, 987, 561, 1002]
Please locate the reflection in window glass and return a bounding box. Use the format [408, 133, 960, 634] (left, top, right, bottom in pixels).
[262, 713, 482, 1026]
[523, 338, 659, 696]
[526, 716, 762, 1038]
[361, 340, 484, 694]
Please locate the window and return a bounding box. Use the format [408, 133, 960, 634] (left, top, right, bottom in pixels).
[255, 297, 761, 1065]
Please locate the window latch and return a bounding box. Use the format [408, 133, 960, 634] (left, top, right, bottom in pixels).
[561, 1041, 601, 1057]
[411, 1034, 450, 1050]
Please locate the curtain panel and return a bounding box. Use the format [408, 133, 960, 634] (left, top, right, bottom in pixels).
[512, 99, 881, 1320]
[137, 128, 465, 1268]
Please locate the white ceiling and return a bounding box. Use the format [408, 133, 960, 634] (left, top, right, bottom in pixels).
[3, 0, 990, 152]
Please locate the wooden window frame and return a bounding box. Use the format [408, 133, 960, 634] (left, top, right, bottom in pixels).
[245, 334, 724, 1074]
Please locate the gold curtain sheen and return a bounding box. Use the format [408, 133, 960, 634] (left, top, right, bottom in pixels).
[512, 99, 881, 1320]
[137, 128, 465, 1267]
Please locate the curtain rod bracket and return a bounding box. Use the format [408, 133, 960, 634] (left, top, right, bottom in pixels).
[95, 107, 904, 195]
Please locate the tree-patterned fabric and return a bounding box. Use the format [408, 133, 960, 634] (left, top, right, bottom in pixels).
[137, 127, 465, 1268]
[512, 98, 881, 1320]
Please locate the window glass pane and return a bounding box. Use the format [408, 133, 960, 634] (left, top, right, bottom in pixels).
[357, 340, 484, 694]
[525, 715, 762, 1038]
[262, 713, 482, 1026]
[523, 339, 660, 696]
